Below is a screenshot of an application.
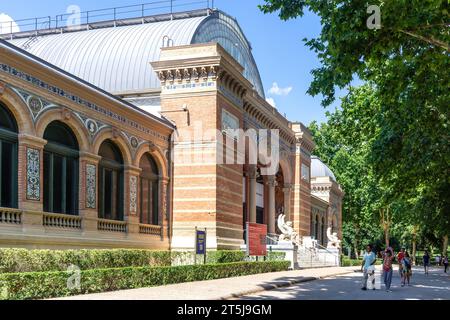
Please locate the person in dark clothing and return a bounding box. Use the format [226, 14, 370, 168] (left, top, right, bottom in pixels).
[443, 256, 449, 273]
[423, 250, 430, 275]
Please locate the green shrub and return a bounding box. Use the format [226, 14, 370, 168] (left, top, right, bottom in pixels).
[341, 257, 381, 267]
[0, 249, 172, 273]
[206, 251, 246, 264]
[0, 260, 290, 300]
[267, 251, 286, 261]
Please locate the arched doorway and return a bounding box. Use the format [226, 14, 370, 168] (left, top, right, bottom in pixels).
[98, 140, 124, 221]
[0, 102, 18, 208]
[139, 153, 160, 226]
[43, 121, 79, 215]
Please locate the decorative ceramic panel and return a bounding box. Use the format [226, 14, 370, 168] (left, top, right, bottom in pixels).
[86, 164, 96, 209]
[26, 148, 40, 200]
[129, 176, 138, 214]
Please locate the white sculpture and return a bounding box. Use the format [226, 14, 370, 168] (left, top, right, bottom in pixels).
[326, 226, 341, 249]
[277, 214, 301, 244]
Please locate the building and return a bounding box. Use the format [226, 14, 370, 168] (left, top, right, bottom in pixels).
[0, 6, 343, 250]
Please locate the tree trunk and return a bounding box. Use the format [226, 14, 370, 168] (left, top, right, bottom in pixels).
[443, 235, 448, 257]
[380, 207, 390, 248]
[412, 234, 417, 266]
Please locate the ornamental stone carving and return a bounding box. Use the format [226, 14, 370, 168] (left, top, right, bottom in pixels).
[129, 176, 138, 214]
[162, 179, 169, 220]
[86, 164, 96, 209]
[26, 148, 40, 201]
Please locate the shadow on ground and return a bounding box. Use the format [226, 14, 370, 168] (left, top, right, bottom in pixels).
[238, 267, 450, 300]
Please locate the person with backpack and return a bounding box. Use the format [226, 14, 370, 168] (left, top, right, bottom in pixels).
[383, 247, 394, 292]
[402, 252, 412, 287]
[423, 250, 430, 275]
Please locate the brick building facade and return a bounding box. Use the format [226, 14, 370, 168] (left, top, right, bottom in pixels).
[0, 8, 343, 250]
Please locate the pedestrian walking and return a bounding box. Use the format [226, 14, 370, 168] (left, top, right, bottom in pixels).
[443, 256, 448, 273]
[401, 252, 412, 287]
[397, 248, 405, 279]
[423, 250, 430, 275]
[361, 244, 377, 291]
[383, 247, 394, 292]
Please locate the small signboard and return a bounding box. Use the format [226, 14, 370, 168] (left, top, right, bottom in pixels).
[195, 229, 207, 255]
[246, 222, 267, 256]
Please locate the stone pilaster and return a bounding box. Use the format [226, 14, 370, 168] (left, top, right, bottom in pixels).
[267, 176, 277, 234]
[160, 177, 170, 239]
[248, 165, 257, 223]
[18, 134, 46, 212]
[283, 183, 293, 220]
[79, 151, 101, 233]
[124, 165, 142, 235]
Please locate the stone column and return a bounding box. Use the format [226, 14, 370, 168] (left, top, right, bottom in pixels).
[283, 184, 293, 220]
[124, 165, 142, 235]
[18, 134, 47, 233]
[79, 152, 101, 233]
[267, 176, 277, 234]
[248, 166, 257, 223]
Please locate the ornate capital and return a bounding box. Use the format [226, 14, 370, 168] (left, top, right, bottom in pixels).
[266, 176, 277, 187]
[246, 165, 257, 179]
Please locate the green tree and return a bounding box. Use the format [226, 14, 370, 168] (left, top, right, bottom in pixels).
[261, 0, 450, 246]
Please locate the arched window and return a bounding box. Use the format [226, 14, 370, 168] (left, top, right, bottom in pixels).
[43, 121, 79, 215]
[0, 102, 18, 208]
[98, 140, 124, 221]
[139, 154, 159, 225]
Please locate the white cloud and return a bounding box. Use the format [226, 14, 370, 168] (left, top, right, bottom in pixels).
[0, 14, 20, 35]
[266, 97, 277, 108]
[268, 82, 293, 96]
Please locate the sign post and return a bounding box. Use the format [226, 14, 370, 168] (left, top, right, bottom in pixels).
[246, 222, 267, 257]
[195, 227, 207, 264]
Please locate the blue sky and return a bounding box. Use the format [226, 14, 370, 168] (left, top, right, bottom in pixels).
[0, 0, 346, 125]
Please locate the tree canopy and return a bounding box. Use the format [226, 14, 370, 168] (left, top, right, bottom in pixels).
[260, 0, 450, 253]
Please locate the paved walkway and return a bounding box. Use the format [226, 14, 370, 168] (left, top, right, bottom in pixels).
[239, 266, 450, 300]
[56, 266, 359, 300]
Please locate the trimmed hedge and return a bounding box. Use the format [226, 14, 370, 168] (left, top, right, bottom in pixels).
[341, 257, 382, 267]
[206, 250, 246, 264]
[0, 249, 172, 273]
[0, 260, 290, 300]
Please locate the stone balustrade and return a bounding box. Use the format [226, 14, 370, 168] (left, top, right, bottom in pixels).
[43, 212, 82, 230]
[97, 219, 128, 233]
[139, 224, 162, 236]
[0, 208, 22, 225]
[0, 207, 166, 249]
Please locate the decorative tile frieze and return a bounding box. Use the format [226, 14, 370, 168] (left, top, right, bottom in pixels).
[74, 112, 109, 138]
[26, 148, 40, 201]
[11, 87, 57, 121]
[1, 64, 169, 142]
[123, 132, 144, 151]
[129, 176, 138, 214]
[86, 164, 96, 209]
